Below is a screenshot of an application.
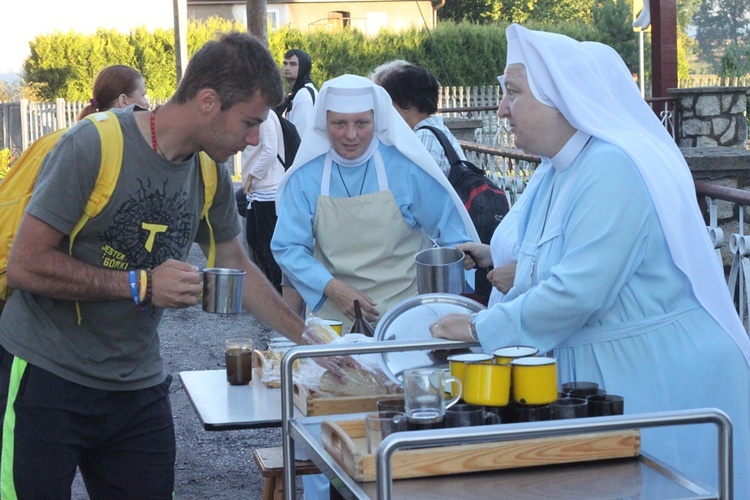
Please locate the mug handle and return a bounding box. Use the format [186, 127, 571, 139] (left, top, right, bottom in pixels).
[484, 409, 502, 425]
[443, 375, 462, 408]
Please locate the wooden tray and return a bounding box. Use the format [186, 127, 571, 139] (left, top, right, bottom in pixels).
[293, 383, 404, 417]
[321, 418, 641, 482]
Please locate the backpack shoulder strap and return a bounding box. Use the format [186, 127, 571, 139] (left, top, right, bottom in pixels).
[69, 112, 123, 251]
[417, 125, 462, 167]
[74, 112, 123, 227]
[305, 85, 316, 105]
[70, 110, 123, 324]
[198, 152, 217, 268]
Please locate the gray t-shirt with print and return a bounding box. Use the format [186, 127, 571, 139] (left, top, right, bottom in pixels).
[0, 106, 241, 391]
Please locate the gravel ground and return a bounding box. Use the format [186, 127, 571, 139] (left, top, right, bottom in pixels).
[72, 241, 306, 499]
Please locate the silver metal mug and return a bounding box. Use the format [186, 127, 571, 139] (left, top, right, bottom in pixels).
[415, 247, 465, 295]
[202, 268, 245, 314]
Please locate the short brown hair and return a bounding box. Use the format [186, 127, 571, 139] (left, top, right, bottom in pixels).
[173, 32, 284, 111]
[374, 62, 440, 115]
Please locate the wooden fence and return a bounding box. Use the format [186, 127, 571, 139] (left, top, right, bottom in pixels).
[0, 85, 501, 156]
[680, 75, 750, 88]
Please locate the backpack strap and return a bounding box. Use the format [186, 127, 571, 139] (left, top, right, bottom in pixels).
[418, 125, 485, 177]
[417, 125, 462, 168]
[305, 85, 316, 105]
[71, 112, 123, 242]
[198, 152, 217, 268]
[71, 111, 123, 324]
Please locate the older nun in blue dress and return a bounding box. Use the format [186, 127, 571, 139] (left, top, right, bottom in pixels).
[433, 24, 750, 496]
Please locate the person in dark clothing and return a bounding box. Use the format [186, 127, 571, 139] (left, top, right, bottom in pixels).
[280, 49, 318, 137]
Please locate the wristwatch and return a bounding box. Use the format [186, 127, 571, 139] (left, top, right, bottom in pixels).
[468, 313, 479, 342]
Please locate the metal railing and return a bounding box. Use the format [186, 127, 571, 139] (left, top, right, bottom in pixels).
[647, 96, 677, 139]
[695, 180, 750, 331]
[438, 97, 678, 146]
[457, 140, 539, 206]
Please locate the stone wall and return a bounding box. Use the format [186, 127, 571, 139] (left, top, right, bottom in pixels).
[672, 87, 748, 148]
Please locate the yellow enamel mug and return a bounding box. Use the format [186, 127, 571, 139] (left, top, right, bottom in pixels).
[320, 319, 343, 336]
[463, 361, 511, 407]
[448, 353, 493, 398]
[511, 357, 558, 405]
[492, 345, 539, 365]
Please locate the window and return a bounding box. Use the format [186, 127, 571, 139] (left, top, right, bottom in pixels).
[329, 10, 351, 29]
[267, 9, 279, 31]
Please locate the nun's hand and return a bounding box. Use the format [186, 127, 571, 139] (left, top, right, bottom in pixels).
[324, 278, 379, 323]
[456, 242, 492, 270]
[429, 313, 473, 341]
[488, 261, 517, 294]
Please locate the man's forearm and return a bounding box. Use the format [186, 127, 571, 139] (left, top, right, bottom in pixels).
[8, 246, 130, 301]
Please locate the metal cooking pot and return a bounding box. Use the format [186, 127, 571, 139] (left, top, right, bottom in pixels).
[202, 268, 245, 314]
[414, 247, 465, 295]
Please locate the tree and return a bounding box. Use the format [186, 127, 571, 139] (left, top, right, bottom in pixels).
[676, 0, 702, 79]
[0, 81, 17, 102]
[496, 0, 594, 24]
[439, 0, 594, 24]
[22, 17, 243, 101]
[720, 45, 750, 78]
[693, 0, 750, 73]
[438, 0, 499, 23]
[590, 0, 638, 72]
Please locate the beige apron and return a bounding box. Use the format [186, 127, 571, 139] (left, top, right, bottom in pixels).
[313, 150, 429, 332]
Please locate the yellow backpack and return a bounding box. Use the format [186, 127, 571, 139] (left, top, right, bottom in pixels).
[0, 111, 218, 317]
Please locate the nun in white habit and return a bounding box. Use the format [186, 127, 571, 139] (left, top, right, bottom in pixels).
[272, 74, 478, 332]
[431, 24, 750, 495]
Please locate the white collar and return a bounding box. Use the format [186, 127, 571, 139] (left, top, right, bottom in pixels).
[550, 130, 592, 172]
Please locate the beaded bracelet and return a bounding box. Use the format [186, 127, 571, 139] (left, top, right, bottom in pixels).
[138, 269, 148, 304]
[129, 270, 140, 305]
[146, 268, 153, 304]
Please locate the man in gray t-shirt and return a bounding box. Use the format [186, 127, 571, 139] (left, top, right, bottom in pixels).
[0, 33, 305, 499]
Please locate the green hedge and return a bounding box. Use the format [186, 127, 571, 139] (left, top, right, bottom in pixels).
[24, 18, 245, 101]
[23, 18, 642, 100]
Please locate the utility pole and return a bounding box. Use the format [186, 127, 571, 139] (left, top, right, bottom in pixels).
[173, 0, 189, 83]
[247, 0, 269, 46]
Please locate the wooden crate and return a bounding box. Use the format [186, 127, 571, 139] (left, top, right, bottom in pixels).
[321, 418, 641, 482]
[293, 383, 404, 417]
[257, 348, 403, 415]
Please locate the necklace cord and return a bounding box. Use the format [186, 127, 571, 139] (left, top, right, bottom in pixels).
[335, 159, 370, 197]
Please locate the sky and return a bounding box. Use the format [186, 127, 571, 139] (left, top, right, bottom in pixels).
[1, 0, 175, 82]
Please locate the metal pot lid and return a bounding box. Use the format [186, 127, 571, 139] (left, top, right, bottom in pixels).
[374, 293, 486, 385]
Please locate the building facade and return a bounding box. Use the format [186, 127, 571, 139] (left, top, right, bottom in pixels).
[187, 0, 440, 35]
